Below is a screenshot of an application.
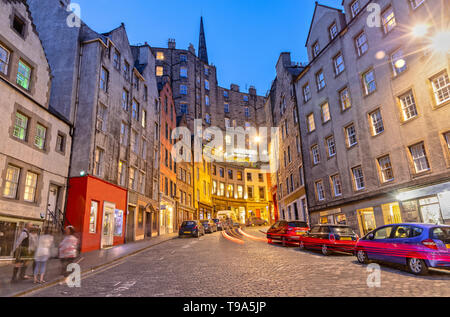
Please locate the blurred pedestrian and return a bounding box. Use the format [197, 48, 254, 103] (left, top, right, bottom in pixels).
[59, 226, 79, 277]
[33, 228, 54, 284]
[29, 226, 39, 277]
[11, 223, 33, 283]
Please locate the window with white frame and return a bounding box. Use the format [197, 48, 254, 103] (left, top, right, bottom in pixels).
[303, 83, 311, 102]
[3, 165, 20, 199]
[331, 174, 342, 197]
[431, 72, 450, 106]
[329, 23, 338, 40]
[316, 70, 326, 90]
[382, 6, 396, 34]
[339, 87, 351, 111]
[346, 124, 358, 147]
[0, 44, 10, 75]
[362, 69, 376, 95]
[355, 32, 368, 56]
[312, 145, 320, 165]
[315, 180, 325, 201]
[391, 49, 407, 76]
[350, 0, 361, 17]
[409, 142, 430, 173]
[333, 53, 345, 75]
[13, 112, 28, 141]
[326, 136, 336, 157]
[410, 0, 425, 10]
[34, 124, 47, 150]
[399, 90, 418, 121]
[369, 109, 384, 135]
[352, 166, 365, 191]
[17, 60, 31, 90]
[312, 42, 320, 58]
[378, 155, 394, 183]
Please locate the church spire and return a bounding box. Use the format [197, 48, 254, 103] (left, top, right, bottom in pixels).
[198, 17, 209, 64]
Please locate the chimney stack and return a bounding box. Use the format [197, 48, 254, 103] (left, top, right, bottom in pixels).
[168, 38, 176, 49]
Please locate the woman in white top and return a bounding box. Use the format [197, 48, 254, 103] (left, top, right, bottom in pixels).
[34, 228, 54, 284]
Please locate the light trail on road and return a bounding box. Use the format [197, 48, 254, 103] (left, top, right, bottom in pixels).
[238, 228, 268, 242]
[221, 230, 245, 245]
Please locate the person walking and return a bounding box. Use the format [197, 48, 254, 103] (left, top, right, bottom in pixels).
[59, 226, 79, 277]
[11, 223, 33, 283]
[33, 228, 54, 284]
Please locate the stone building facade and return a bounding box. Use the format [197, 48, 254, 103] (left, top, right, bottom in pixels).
[0, 0, 72, 258]
[295, 0, 450, 235]
[265, 52, 308, 224]
[28, 0, 161, 248]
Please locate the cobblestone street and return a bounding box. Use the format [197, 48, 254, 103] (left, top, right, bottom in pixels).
[27, 227, 450, 297]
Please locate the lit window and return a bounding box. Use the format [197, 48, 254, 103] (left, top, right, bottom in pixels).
[399, 91, 418, 121]
[89, 201, 98, 233]
[94, 147, 104, 176]
[369, 109, 384, 135]
[307, 113, 315, 132]
[339, 87, 351, 111]
[431, 72, 450, 105]
[409, 142, 430, 173]
[355, 32, 368, 56]
[17, 60, 31, 90]
[3, 165, 20, 199]
[13, 112, 28, 140]
[0, 44, 10, 75]
[141, 110, 147, 128]
[23, 172, 38, 202]
[156, 66, 163, 77]
[156, 52, 165, 60]
[35, 124, 47, 149]
[382, 7, 396, 34]
[352, 166, 365, 191]
[321, 102, 331, 123]
[378, 155, 394, 182]
[362, 69, 376, 95]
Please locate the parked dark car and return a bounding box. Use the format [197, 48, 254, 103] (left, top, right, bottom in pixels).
[299, 224, 359, 255]
[246, 217, 269, 227]
[212, 218, 225, 231]
[267, 220, 310, 246]
[179, 220, 205, 238]
[355, 223, 450, 275]
[200, 219, 218, 233]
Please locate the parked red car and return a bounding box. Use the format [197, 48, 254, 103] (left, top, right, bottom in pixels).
[267, 221, 310, 246]
[299, 224, 359, 255]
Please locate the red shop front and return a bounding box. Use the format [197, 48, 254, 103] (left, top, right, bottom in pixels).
[65, 175, 127, 253]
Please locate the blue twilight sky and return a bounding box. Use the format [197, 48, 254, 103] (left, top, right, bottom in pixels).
[74, 0, 343, 95]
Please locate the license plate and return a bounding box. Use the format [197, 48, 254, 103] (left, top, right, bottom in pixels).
[295, 231, 305, 235]
[446, 244, 450, 249]
[184, 231, 191, 234]
[340, 237, 352, 241]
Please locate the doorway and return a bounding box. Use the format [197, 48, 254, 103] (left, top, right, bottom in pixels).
[145, 212, 152, 238]
[357, 208, 376, 235]
[126, 206, 135, 243]
[382, 203, 402, 225]
[101, 202, 115, 248]
[47, 184, 60, 223]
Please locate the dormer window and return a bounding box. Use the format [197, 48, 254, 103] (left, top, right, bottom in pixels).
[329, 23, 338, 40]
[12, 15, 25, 37]
[350, 0, 361, 18]
[312, 42, 320, 58]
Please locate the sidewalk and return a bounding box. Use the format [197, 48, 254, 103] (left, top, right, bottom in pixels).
[0, 232, 178, 297]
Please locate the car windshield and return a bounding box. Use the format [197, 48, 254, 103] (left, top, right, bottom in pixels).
[431, 227, 450, 243]
[182, 221, 196, 227]
[200, 221, 209, 224]
[288, 221, 308, 228]
[332, 227, 356, 235]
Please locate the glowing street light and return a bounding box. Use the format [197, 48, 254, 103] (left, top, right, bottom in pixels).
[254, 136, 261, 143]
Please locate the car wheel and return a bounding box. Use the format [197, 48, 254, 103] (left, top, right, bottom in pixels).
[299, 241, 305, 250]
[321, 244, 330, 256]
[356, 250, 369, 264]
[408, 258, 429, 275]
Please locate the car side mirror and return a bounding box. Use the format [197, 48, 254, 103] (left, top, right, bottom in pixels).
[367, 233, 375, 240]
